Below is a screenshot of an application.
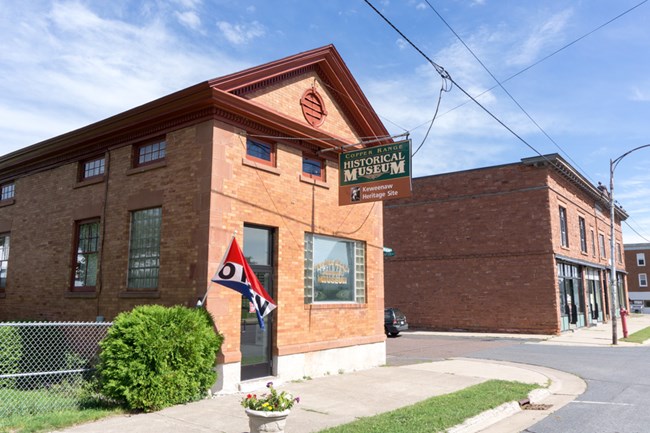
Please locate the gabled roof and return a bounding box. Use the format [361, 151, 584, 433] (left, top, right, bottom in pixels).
[0, 45, 390, 181]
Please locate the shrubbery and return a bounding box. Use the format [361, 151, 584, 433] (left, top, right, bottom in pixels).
[97, 305, 223, 412]
[0, 326, 22, 389]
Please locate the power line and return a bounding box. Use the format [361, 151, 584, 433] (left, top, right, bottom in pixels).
[623, 211, 650, 242]
[363, 0, 547, 160]
[624, 219, 650, 243]
[366, 0, 650, 247]
[422, 0, 591, 181]
[440, 0, 648, 118]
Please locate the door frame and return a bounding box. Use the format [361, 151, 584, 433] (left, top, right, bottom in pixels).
[240, 224, 275, 381]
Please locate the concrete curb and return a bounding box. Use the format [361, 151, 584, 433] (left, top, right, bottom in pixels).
[448, 358, 587, 433]
[447, 401, 521, 433]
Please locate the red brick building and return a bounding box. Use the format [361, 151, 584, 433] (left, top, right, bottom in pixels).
[0, 46, 390, 391]
[384, 154, 628, 334]
[625, 243, 650, 313]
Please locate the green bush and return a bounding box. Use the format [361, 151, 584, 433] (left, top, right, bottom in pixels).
[97, 305, 223, 412]
[0, 325, 22, 389]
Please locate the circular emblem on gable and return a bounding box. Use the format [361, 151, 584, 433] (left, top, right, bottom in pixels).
[300, 87, 328, 128]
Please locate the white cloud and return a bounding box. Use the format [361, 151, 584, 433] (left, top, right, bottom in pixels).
[631, 86, 650, 102]
[175, 10, 201, 30]
[396, 38, 407, 50]
[416, 2, 426, 10]
[217, 20, 266, 45]
[0, 1, 248, 155]
[174, 0, 202, 8]
[509, 8, 573, 67]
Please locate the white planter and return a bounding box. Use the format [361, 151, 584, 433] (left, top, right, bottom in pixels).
[245, 408, 291, 433]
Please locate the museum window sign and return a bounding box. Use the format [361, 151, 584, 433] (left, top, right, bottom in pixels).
[304, 233, 365, 303]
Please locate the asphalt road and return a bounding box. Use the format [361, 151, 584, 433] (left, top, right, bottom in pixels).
[387, 333, 650, 433]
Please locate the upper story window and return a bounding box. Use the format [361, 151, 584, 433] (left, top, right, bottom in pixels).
[559, 206, 568, 248]
[578, 217, 587, 253]
[617, 243, 623, 264]
[80, 156, 105, 181]
[598, 234, 606, 259]
[128, 207, 162, 289]
[640, 273, 648, 287]
[246, 138, 275, 166]
[0, 233, 9, 289]
[304, 233, 365, 304]
[72, 220, 100, 291]
[637, 253, 646, 266]
[0, 182, 15, 201]
[134, 140, 166, 167]
[302, 155, 325, 181]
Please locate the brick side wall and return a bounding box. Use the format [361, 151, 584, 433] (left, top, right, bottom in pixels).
[0, 121, 211, 321]
[383, 162, 625, 334]
[206, 119, 384, 363]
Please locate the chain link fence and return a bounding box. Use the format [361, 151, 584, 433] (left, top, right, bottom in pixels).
[0, 321, 111, 419]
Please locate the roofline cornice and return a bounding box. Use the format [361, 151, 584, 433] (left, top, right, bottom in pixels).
[522, 153, 629, 221]
[0, 46, 393, 182]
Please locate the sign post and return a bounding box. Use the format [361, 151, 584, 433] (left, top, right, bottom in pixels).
[339, 140, 412, 206]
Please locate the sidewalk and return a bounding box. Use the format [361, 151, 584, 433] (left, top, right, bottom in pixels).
[539, 313, 650, 347]
[54, 358, 583, 433]
[53, 315, 650, 433]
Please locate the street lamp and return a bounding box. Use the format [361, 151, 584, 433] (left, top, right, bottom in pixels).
[609, 144, 650, 345]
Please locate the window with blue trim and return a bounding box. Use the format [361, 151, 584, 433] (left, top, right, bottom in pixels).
[302, 155, 324, 180]
[246, 139, 275, 166]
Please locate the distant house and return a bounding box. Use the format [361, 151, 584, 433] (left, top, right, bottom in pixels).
[0, 45, 390, 391]
[625, 243, 650, 313]
[384, 154, 628, 334]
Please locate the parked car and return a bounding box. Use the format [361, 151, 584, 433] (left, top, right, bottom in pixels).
[384, 307, 408, 336]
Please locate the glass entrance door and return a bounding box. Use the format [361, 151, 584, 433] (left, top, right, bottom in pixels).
[240, 225, 274, 381]
[558, 262, 585, 331]
[585, 268, 603, 323]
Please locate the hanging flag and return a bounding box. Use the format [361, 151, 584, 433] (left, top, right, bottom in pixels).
[211, 237, 276, 329]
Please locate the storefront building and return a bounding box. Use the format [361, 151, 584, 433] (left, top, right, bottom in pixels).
[384, 154, 628, 334]
[0, 45, 389, 391]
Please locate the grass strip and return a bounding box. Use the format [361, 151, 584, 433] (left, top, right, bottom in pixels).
[621, 325, 650, 344]
[0, 407, 124, 433]
[318, 379, 538, 433]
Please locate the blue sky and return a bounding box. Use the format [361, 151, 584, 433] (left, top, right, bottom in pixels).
[1, 0, 650, 242]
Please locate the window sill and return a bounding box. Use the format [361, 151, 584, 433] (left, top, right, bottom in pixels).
[242, 158, 280, 175]
[119, 290, 160, 299]
[126, 160, 167, 176]
[0, 198, 15, 208]
[299, 175, 329, 189]
[65, 291, 97, 299]
[304, 303, 366, 310]
[74, 176, 105, 189]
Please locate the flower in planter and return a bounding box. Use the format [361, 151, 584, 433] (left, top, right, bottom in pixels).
[241, 382, 300, 412]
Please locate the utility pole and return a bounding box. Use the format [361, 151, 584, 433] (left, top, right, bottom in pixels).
[609, 144, 650, 345]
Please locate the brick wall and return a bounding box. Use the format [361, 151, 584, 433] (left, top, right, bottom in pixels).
[205, 119, 384, 363]
[0, 66, 386, 371]
[384, 161, 624, 334]
[625, 246, 650, 293]
[0, 121, 211, 321]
